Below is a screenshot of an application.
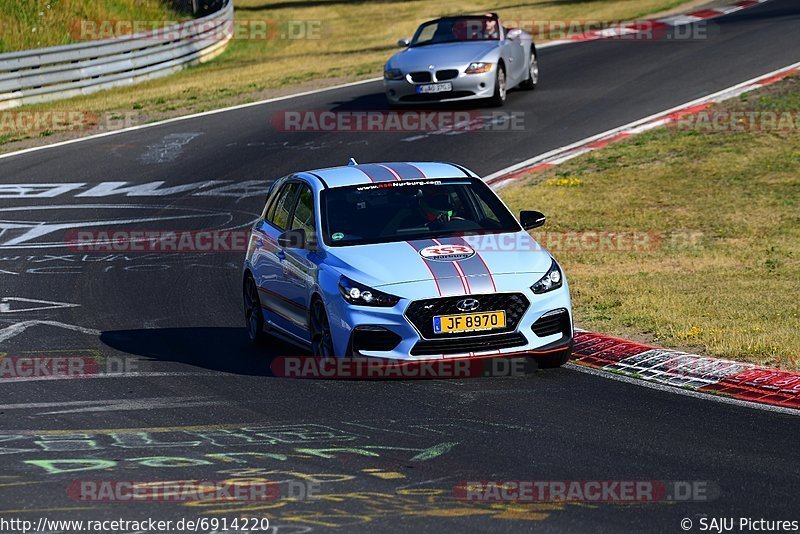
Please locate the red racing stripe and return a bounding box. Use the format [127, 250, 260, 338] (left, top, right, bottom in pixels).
[408, 239, 467, 296]
[432, 238, 471, 294]
[447, 236, 497, 293]
[354, 164, 398, 182]
[375, 163, 402, 181]
[382, 162, 425, 180]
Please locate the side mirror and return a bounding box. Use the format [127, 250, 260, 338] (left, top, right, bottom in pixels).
[277, 228, 306, 249]
[505, 28, 522, 41]
[520, 210, 546, 230]
[397, 38, 410, 47]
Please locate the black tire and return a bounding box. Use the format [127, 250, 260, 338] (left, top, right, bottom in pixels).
[310, 298, 335, 358]
[243, 274, 268, 345]
[534, 346, 571, 369]
[519, 52, 539, 90]
[488, 65, 507, 107]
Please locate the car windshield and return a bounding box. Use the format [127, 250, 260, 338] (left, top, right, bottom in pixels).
[409, 16, 500, 47]
[321, 178, 520, 246]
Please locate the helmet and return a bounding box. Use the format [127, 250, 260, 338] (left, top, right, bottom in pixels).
[419, 191, 454, 222]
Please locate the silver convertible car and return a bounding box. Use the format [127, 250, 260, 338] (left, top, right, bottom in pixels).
[384, 13, 538, 107]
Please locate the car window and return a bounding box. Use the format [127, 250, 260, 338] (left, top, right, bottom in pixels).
[414, 24, 437, 45]
[475, 195, 500, 224]
[268, 182, 301, 231]
[321, 178, 519, 246]
[410, 16, 500, 47]
[290, 185, 316, 242]
[262, 178, 285, 221]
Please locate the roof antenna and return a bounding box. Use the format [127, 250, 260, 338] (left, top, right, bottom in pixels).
[347, 158, 358, 166]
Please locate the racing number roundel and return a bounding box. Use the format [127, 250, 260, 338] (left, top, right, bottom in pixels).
[419, 244, 476, 262]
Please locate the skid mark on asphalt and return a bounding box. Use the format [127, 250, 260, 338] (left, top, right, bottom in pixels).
[138, 132, 203, 164]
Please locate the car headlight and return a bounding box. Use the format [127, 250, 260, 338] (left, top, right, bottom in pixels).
[531, 260, 563, 294]
[465, 62, 493, 74]
[384, 68, 404, 80]
[339, 276, 400, 307]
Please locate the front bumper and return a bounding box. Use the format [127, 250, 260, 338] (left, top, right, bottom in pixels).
[384, 68, 496, 104]
[325, 282, 572, 361]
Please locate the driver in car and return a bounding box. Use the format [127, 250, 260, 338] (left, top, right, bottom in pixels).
[418, 191, 478, 231]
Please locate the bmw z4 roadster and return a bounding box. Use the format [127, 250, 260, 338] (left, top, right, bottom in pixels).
[242, 160, 572, 367]
[384, 13, 538, 106]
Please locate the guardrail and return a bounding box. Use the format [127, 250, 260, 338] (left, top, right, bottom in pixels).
[0, 0, 233, 110]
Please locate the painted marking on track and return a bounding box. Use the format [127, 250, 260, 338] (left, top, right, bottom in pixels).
[0, 297, 80, 314]
[361, 468, 407, 480]
[0, 320, 99, 344]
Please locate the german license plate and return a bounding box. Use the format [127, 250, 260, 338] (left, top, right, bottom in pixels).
[433, 311, 506, 334]
[417, 82, 452, 94]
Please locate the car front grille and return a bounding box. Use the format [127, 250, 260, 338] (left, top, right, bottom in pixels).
[531, 309, 572, 338]
[409, 71, 433, 83]
[410, 332, 527, 356]
[405, 292, 530, 340]
[436, 69, 459, 81]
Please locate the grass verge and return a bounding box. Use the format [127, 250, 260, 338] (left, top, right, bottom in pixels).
[500, 75, 800, 369]
[0, 0, 184, 52]
[2, 0, 698, 149]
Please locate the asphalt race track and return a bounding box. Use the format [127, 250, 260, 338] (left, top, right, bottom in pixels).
[1, 1, 799, 532]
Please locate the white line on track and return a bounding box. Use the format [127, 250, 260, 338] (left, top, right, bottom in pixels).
[485, 59, 800, 187]
[0, 320, 99, 343]
[567, 363, 800, 417]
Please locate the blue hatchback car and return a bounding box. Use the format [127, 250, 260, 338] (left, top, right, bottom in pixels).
[242, 161, 573, 367]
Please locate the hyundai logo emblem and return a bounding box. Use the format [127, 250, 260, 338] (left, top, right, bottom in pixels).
[456, 298, 480, 312]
